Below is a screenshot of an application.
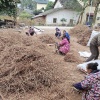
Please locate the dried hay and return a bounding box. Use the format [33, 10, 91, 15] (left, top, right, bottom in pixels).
[39, 34, 56, 44]
[0, 29, 66, 100]
[64, 53, 77, 62]
[64, 51, 81, 63]
[69, 24, 92, 46]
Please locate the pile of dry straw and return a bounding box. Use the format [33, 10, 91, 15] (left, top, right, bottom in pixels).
[0, 30, 66, 100]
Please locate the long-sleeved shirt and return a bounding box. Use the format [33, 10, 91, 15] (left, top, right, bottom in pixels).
[90, 33, 100, 46]
[65, 32, 70, 41]
[59, 38, 70, 54]
[73, 70, 100, 100]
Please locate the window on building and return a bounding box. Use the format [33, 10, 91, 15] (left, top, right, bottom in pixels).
[53, 18, 57, 23]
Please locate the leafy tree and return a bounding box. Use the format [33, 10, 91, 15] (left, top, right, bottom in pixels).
[20, 0, 36, 10]
[33, 9, 43, 15]
[19, 11, 32, 19]
[45, 1, 54, 11]
[0, 0, 20, 24]
[63, 0, 83, 11]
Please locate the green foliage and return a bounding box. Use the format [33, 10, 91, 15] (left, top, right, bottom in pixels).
[61, 18, 67, 26]
[61, 18, 67, 22]
[0, 0, 20, 19]
[33, 9, 43, 15]
[63, 0, 83, 12]
[45, 1, 54, 11]
[19, 11, 32, 19]
[20, 0, 36, 10]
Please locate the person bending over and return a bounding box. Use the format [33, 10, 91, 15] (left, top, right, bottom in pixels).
[55, 28, 61, 38]
[73, 62, 100, 100]
[26, 27, 36, 36]
[86, 33, 100, 62]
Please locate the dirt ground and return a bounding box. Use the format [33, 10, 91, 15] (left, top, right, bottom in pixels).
[0, 27, 93, 100]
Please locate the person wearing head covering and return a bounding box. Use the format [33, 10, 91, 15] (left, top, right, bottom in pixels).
[55, 28, 61, 38]
[63, 30, 70, 42]
[29, 27, 37, 36]
[73, 62, 100, 100]
[26, 27, 36, 36]
[56, 35, 70, 55]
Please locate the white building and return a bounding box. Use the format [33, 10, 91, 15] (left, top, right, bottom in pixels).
[34, 0, 48, 10]
[32, 0, 82, 26]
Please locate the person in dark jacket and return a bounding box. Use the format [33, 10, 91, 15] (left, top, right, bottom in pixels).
[26, 27, 36, 36]
[55, 28, 61, 38]
[86, 33, 100, 62]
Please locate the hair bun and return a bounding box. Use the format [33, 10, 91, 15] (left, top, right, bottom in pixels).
[94, 62, 98, 67]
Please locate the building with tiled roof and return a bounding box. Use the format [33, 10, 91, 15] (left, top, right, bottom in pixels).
[32, 0, 81, 25]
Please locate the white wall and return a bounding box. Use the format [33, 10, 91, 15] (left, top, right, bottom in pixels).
[54, 0, 63, 8]
[37, 4, 47, 10]
[46, 9, 79, 25]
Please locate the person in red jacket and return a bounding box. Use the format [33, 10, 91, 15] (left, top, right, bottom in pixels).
[56, 35, 70, 55]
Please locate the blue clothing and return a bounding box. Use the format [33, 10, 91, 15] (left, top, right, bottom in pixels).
[64, 32, 70, 41]
[73, 82, 84, 90]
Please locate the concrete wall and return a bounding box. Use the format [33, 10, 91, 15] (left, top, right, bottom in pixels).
[37, 4, 47, 10]
[46, 9, 79, 25]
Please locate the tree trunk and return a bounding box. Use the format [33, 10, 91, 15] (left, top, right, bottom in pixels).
[13, 3, 17, 26]
[13, 16, 17, 26]
[93, 2, 99, 24]
[77, 12, 83, 24]
[77, 4, 89, 24]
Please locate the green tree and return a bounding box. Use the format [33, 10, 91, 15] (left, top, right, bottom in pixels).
[0, 0, 20, 25]
[45, 1, 54, 11]
[19, 11, 32, 19]
[20, 0, 36, 10]
[64, 0, 83, 11]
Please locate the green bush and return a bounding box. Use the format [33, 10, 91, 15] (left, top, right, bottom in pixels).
[19, 11, 32, 19]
